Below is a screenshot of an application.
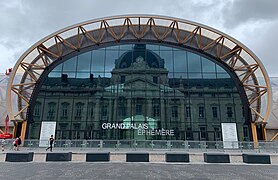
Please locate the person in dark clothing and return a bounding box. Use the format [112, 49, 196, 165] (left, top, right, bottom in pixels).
[13, 137, 19, 151]
[17, 136, 22, 151]
[46, 135, 54, 152]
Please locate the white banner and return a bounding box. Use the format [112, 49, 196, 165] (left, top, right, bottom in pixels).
[221, 123, 238, 149]
[39, 122, 56, 147]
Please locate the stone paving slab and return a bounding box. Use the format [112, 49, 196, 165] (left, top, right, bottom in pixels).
[0, 162, 277, 180]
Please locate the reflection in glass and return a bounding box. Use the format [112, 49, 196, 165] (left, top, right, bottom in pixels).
[48, 71, 61, 78]
[76, 72, 90, 79]
[173, 50, 187, 72]
[188, 52, 201, 72]
[63, 57, 77, 72]
[53, 64, 62, 72]
[91, 50, 105, 72]
[30, 43, 250, 142]
[77, 52, 91, 72]
[202, 58, 216, 72]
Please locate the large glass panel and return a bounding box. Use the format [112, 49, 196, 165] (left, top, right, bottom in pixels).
[119, 44, 133, 57]
[30, 43, 250, 142]
[216, 64, 226, 73]
[53, 63, 62, 72]
[188, 52, 201, 72]
[202, 57, 216, 73]
[160, 46, 173, 72]
[49, 63, 63, 77]
[105, 48, 119, 72]
[77, 51, 91, 72]
[173, 50, 187, 73]
[91, 49, 105, 72]
[63, 57, 77, 72]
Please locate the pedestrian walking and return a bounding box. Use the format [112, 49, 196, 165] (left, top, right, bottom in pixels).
[17, 136, 22, 151]
[46, 135, 54, 152]
[13, 137, 19, 151]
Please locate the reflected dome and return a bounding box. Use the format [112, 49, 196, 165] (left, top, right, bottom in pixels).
[115, 44, 164, 69]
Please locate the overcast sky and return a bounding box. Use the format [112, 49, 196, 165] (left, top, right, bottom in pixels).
[1, 0, 278, 76]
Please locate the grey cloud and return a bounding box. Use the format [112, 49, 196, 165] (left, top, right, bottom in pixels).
[0, 0, 277, 78]
[248, 20, 278, 77]
[0, 0, 178, 44]
[222, 0, 278, 28]
[0, 0, 187, 66]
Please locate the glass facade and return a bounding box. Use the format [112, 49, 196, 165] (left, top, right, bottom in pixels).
[28, 44, 250, 141]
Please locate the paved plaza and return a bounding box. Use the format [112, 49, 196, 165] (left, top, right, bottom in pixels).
[1, 147, 278, 180]
[0, 162, 277, 180]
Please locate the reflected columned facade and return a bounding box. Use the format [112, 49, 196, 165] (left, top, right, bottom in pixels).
[28, 44, 250, 141]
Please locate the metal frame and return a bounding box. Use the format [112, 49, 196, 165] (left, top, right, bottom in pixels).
[7, 15, 272, 140]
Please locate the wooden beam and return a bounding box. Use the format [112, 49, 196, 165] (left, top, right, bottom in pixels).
[270, 132, 278, 142]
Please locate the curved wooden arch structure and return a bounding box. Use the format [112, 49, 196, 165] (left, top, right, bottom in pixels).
[7, 15, 271, 141]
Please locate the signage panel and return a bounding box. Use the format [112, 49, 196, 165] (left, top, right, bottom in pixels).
[39, 122, 56, 147]
[221, 123, 238, 149]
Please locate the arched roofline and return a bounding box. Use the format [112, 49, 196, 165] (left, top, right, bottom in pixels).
[7, 15, 271, 126]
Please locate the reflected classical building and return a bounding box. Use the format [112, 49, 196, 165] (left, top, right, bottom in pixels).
[7, 16, 273, 142]
[28, 44, 249, 141]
